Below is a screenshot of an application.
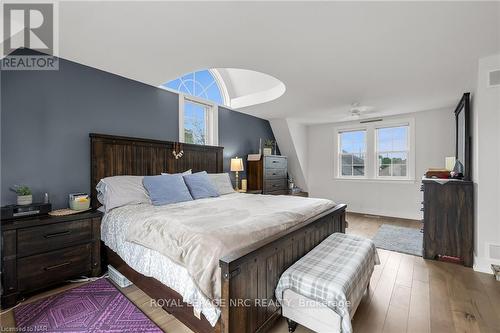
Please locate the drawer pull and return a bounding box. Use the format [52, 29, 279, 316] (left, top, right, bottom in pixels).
[44, 231, 71, 238]
[44, 261, 71, 271]
[272, 161, 278, 163]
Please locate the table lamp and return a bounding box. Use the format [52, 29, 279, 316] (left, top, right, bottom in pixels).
[230, 157, 244, 190]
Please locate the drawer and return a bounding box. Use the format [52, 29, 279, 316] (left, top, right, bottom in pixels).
[17, 244, 91, 292]
[264, 178, 287, 192]
[264, 156, 287, 169]
[264, 168, 287, 179]
[265, 189, 288, 195]
[17, 219, 92, 257]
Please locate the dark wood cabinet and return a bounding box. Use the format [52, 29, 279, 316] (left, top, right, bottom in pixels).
[1, 211, 102, 308]
[247, 155, 288, 195]
[422, 178, 473, 267]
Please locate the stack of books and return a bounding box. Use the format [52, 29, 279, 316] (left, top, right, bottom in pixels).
[425, 168, 450, 179]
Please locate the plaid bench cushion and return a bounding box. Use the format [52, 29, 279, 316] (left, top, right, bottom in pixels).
[275, 233, 380, 333]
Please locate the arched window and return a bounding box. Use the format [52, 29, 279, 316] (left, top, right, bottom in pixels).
[161, 70, 227, 146]
[162, 69, 229, 106]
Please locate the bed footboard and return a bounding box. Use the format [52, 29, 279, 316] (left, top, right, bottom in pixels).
[217, 204, 347, 333]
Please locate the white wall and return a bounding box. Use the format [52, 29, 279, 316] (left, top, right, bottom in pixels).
[472, 53, 500, 273]
[307, 108, 454, 220]
[270, 119, 309, 191]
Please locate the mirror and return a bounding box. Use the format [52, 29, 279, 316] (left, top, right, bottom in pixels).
[454, 93, 471, 180]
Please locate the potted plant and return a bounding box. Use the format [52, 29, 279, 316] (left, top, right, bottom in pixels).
[263, 139, 275, 155]
[11, 185, 33, 205]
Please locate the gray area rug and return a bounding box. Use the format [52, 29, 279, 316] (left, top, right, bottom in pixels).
[372, 224, 423, 257]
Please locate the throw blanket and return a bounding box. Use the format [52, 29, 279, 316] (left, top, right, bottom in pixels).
[124, 193, 336, 301]
[275, 233, 380, 333]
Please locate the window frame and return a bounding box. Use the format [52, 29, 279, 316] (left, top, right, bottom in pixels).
[178, 93, 219, 146]
[337, 128, 368, 179]
[334, 118, 415, 182]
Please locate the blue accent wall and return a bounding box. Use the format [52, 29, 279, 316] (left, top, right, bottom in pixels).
[1, 54, 275, 208]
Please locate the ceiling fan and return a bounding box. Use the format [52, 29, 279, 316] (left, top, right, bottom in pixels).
[349, 102, 376, 118]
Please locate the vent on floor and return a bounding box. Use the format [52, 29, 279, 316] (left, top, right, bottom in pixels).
[488, 69, 500, 87]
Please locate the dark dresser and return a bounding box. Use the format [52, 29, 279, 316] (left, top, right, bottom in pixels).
[421, 178, 474, 267]
[1, 211, 102, 308]
[247, 155, 288, 195]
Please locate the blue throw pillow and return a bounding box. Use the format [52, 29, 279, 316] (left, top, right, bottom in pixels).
[183, 171, 220, 200]
[143, 174, 193, 206]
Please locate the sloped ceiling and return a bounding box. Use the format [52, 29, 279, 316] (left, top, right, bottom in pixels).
[55, 1, 499, 123]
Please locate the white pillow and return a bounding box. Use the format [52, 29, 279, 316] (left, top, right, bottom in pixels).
[207, 173, 235, 195]
[161, 169, 192, 176]
[96, 176, 150, 212]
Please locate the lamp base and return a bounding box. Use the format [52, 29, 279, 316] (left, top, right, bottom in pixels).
[235, 171, 239, 191]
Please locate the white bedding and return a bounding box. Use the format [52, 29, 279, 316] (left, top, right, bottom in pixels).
[101, 192, 336, 327]
[101, 206, 221, 326]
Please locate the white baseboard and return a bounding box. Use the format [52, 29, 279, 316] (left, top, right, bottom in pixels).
[473, 255, 498, 274]
[346, 209, 421, 221]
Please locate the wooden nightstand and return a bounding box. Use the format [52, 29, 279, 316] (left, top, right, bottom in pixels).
[288, 191, 309, 197]
[1, 210, 102, 308]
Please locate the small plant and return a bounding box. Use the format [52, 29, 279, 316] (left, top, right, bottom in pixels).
[264, 139, 275, 148]
[11, 185, 32, 196]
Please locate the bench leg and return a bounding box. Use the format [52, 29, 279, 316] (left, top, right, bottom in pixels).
[287, 318, 298, 333]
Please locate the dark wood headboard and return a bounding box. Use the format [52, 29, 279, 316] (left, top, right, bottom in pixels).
[90, 133, 224, 209]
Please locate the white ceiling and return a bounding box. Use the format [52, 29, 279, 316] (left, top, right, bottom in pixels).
[58, 1, 500, 123]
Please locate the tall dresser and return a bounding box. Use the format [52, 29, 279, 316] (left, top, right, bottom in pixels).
[421, 178, 474, 267]
[247, 155, 288, 195]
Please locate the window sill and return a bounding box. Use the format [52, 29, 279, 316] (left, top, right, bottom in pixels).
[334, 177, 416, 184]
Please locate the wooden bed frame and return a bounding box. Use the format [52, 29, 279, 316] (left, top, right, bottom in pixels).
[90, 133, 347, 333]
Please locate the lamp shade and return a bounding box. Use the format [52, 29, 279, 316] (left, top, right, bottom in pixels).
[230, 157, 244, 172]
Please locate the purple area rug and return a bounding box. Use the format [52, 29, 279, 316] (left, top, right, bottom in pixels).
[14, 278, 163, 332]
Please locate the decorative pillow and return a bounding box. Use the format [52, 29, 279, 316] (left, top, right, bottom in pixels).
[143, 174, 193, 206]
[183, 171, 220, 200]
[96, 176, 150, 212]
[161, 169, 192, 176]
[207, 173, 235, 195]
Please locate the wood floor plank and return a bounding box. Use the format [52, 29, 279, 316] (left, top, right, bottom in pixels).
[353, 251, 402, 333]
[428, 261, 457, 333]
[407, 279, 431, 333]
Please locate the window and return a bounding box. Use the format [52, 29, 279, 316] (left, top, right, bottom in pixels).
[179, 97, 217, 146]
[161, 69, 228, 106]
[376, 126, 409, 178]
[160, 70, 222, 146]
[184, 100, 209, 145]
[339, 130, 366, 177]
[335, 119, 414, 181]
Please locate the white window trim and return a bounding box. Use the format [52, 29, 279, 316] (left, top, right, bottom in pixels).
[334, 118, 415, 181]
[178, 93, 219, 146]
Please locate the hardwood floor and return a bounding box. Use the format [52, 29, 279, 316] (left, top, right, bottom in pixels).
[2, 213, 499, 333]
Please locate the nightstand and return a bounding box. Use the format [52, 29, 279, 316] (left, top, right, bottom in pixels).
[288, 191, 309, 197]
[1, 211, 102, 308]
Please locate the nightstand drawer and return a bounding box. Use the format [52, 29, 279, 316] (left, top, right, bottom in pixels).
[265, 178, 287, 192]
[17, 219, 92, 257]
[17, 244, 91, 292]
[264, 156, 287, 169]
[266, 189, 288, 195]
[264, 168, 286, 179]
